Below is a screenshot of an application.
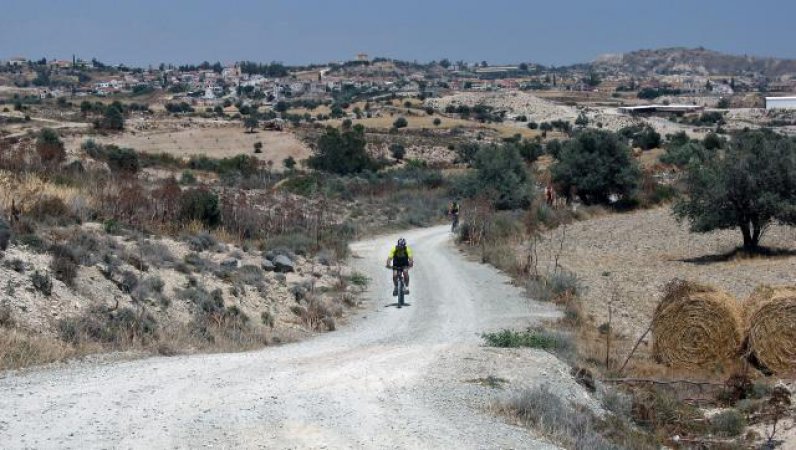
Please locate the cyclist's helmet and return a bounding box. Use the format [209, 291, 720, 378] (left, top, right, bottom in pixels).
[397, 238, 407, 248]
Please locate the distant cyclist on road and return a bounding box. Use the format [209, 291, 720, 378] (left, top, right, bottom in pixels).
[448, 200, 461, 232]
[385, 238, 413, 296]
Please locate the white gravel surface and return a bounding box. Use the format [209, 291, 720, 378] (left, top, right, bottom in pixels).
[0, 226, 586, 449]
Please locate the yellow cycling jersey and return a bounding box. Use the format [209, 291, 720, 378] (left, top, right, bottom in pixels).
[388, 246, 413, 259]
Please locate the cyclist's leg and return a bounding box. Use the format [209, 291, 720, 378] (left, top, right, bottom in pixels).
[392, 269, 399, 296]
[403, 268, 409, 288]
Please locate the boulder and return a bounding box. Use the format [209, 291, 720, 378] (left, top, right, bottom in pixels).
[261, 259, 276, 272]
[273, 255, 295, 273]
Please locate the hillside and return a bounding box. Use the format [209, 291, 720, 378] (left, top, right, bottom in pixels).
[592, 47, 796, 78]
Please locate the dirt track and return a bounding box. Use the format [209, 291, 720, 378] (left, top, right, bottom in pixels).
[0, 226, 573, 449]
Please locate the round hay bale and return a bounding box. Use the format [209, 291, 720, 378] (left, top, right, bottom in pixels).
[652, 279, 743, 370]
[744, 286, 796, 375]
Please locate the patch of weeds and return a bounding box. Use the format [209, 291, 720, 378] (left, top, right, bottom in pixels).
[3, 257, 27, 272]
[467, 375, 508, 389]
[481, 244, 524, 277]
[236, 265, 266, 290]
[183, 252, 214, 272]
[526, 271, 582, 303]
[600, 385, 634, 419]
[67, 231, 103, 265]
[348, 271, 370, 288]
[709, 409, 746, 437]
[103, 219, 121, 234]
[750, 380, 772, 399]
[30, 270, 53, 296]
[266, 232, 315, 257]
[132, 276, 165, 303]
[186, 232, 217, 252]
[630, 386, 707, 437]
[15, 233, 47, 252]
[49, 244, 79, 287]
[57, 306, 158, 346]
[138, 240, 176, 267]
[501, 385, 620, 449]
[261, 310, 275, 328]
[118, 270, 139, 294]
[482, 328, 574, 353]
[547, 271, 582, 298]
[0, 304, 14, 327]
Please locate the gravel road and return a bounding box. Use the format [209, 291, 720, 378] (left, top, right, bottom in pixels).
[0, 226, 566, 449]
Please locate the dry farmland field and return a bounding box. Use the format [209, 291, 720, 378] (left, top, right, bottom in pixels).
[533, 207, 796, 339]
[63, 123, 311, 166]
[326, 114, 541, 139]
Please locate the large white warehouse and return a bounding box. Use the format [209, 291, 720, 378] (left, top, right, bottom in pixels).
[765, 96, 796, 110]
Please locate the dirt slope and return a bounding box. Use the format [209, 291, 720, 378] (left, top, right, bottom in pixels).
[0, 226, 580, 449]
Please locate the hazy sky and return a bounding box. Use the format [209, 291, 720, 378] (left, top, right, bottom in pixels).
[2, 0, 795, 67]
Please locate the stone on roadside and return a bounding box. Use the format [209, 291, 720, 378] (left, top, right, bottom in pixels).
[273, 255, 295, 273]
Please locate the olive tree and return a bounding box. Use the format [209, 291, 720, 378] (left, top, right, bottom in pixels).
[307, 125, 379, 174]
[673, 130, 796, 252]
[551, 130, 641, 204]
[451, 144, 533, 210]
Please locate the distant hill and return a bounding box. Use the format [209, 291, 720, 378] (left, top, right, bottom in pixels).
[591, 47, 796, 78]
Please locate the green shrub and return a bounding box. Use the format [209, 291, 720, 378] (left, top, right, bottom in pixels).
[348, 271, 370, 287]
[389, 144, 406, 161]
[180, 171, 197, 185]
[103, 219, 120, 234]
[451, 144, 534, 210]
[36, 128, 66, 164]
[551, 130, 641, 205]
[482, 329, 573, 353]
[105, 146, 140, 174]
[179, 189, 221, 227]
[660, 142, 710, 167]
[393, 117, 408, 128]
[307, 125, 380, 175]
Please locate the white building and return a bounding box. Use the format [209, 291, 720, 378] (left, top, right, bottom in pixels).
[765, 96, 796, 110]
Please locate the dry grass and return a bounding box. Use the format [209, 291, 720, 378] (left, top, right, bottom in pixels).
[0, 328, 80, 370]
[287, 104, 332, 116]
[0, 170, 86, 212]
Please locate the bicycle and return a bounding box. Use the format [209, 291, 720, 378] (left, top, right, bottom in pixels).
[387, 265, 408, 307]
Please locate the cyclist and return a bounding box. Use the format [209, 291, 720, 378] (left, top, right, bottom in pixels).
[385, 238, 413, 296]
[448, 200, 461, 231]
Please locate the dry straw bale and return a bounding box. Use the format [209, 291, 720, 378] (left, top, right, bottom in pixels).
[744, 286, 796, 375]
[652, 279, 743, 370]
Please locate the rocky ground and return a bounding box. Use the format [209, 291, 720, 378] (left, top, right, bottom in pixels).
[532, 207, 796, 340]
[0, 222, 357, 344]
[425, 90, 700, 136]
